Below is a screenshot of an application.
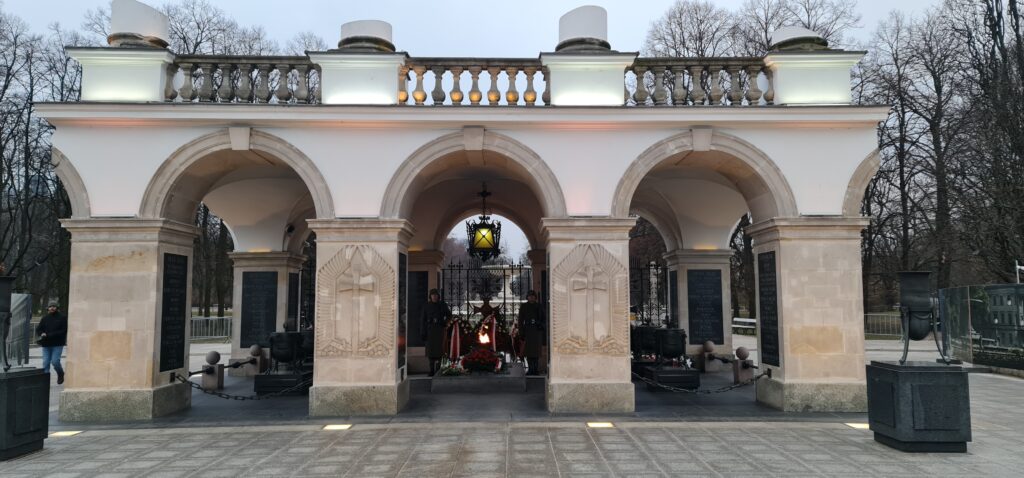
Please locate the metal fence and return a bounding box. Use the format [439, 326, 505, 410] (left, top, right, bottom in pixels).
[941, 284, 1024, 370]
[864, 312, 903, 338]
[190, 317, 232, 341]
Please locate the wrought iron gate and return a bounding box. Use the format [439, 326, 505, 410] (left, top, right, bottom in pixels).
[439, 262, 533, 330]
[630, 260, 672, 327]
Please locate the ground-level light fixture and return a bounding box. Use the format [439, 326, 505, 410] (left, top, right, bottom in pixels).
[466, 183, 501, 261]
[49, 431, 83, 437]
[586, 422, 615, 428]
[322, 424, 353, 430]
[845, 423, 870, 430]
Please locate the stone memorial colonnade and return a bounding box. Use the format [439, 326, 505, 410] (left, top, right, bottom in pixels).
[40, 1, 888, 421]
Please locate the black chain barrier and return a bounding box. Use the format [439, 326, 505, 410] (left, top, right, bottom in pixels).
[172, 372, 312, 401]
[172, 358, 312, 401]
[631, 370, 770, 394]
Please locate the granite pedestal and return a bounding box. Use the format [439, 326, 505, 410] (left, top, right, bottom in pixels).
[867, 361, 971, 452]
[0, 368, 49, 460]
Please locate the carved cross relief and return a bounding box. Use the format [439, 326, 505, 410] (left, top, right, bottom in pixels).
[316, 245, 395, 358]
[552, 244, 629, 355]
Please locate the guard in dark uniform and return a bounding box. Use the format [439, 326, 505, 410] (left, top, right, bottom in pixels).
[420, 288, 451, 376]
[517, 290, 546, 376]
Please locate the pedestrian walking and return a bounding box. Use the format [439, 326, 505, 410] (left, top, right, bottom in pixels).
[36, 300, 67, 384]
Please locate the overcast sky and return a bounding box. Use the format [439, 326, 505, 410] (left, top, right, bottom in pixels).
[8, 0, 940, 56]
[4, 0, 939, 259]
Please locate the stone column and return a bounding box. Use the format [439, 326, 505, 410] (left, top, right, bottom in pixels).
[526, 249, 547, 293]
[227, 252, 306, 376]
[747, 217, 868, 412]
[664, 249, 734, 356]
[542, 218, 635, 413]
[59, 219, 196, 422]
[407, 250, 444, 375]
[307, 219, 414, 416]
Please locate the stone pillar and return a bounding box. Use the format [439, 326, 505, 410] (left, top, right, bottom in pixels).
[664, 249, 734, 356]
[542, 218, 635, 413]
[526, 249, 547, 293]
[407, 250, 444, 374]
[227, 252, 305, 376]
[59, 219, 196, 422]
[747, 217, 868, 412]
[307, 219, 414, 416]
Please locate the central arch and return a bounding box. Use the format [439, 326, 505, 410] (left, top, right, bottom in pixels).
[380, 129, 567, 219]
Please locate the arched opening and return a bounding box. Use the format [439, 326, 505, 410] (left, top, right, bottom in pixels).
[148, 131, 329, 419]
[620, 131, 795, 413]
[392, 133, 561, 417]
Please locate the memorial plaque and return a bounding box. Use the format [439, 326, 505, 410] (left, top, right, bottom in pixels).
[241, 271, 278, 348]
[159, 253, 188, 372]
[286, 272, 299, 323]
[669, 270, 679, 328]
[397, 253, 408, 372]
[408, 271, 429, 347]
[687, 269, 723, 344]
[758, 251, 780, 366]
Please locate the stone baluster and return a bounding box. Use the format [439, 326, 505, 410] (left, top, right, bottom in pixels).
[411, 66, 427, 105]
[744, 65, 763, 105]
[276, 64, 293, 103]
[313, 65, 322, 104]
[449, 66, 464, 105]
[468, 66, 483, 105]
[505, 66, 520, 105]
[652, 66, 669, 106]
[398, 65, 410, 104]
[255, 64, 272, 103]
[486, 66, 501, 105]
[709, 65, 724, 105]
[728, 65, 743, 106]
[523, 67, 537, 106]
[633, 66, 649, 105]
[541, 67, 550, 105]
[164, 63, 178, 101]
[689, 65, 705, 105]
[217, 63, 234, 102]
[294, 64, 309, 103]
[762, 67, 775, 105]
[431, 66, 446, 105]
[237, 64, 253, 103]
[177, 62, 195, 102]
[197, 62, 214, 102]
[671, 66, 686, 106]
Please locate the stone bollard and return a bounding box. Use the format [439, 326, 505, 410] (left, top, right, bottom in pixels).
[244, 345, 269, 376]
[201, 351, 225, 391]
[733, 346, 755, 384]
[701, 341, 725, 373]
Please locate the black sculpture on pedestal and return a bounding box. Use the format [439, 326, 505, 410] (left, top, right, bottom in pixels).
[867, 271, 971, 453]
[0, 271, 50, 460]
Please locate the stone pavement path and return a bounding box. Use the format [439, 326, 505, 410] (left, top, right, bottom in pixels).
[3, 419, 1022, 478]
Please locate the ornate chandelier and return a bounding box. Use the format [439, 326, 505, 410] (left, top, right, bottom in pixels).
[466, 183, 501, 260]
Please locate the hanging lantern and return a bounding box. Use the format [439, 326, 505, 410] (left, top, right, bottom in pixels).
[466, 183, 502, 260]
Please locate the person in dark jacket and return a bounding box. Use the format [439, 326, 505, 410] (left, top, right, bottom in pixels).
[36, 300, 67, 384]
[517, 290, 546, 376]
[420, 289, 451, 376]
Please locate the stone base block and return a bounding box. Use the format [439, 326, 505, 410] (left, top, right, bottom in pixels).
[756, 377, 866, 412]
[59, 382, 191, 422]
[431, 374, 527, 393]
[309, 382, 407, 416]
[547, 381, 634, 413]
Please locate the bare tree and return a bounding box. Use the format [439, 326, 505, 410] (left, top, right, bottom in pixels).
[286, 31, 328, 55]
[644, 0, 736, 57]
[784, 0, 862, 48]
